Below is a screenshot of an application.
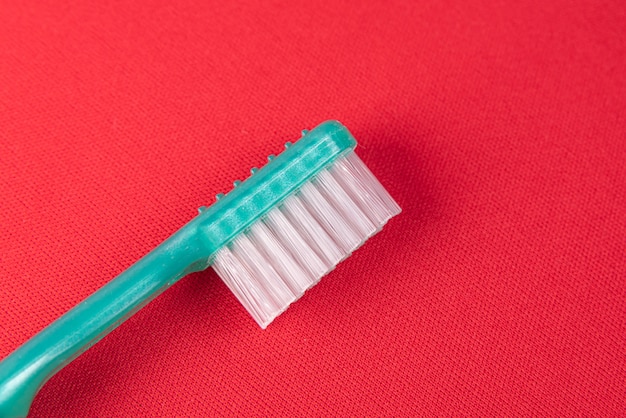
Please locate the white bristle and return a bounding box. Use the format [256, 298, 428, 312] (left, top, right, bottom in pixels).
[280, 194, 343, 267]
[330, 152, 401, 227]
[314, 170, 377, 238]
[263, 208, 328, 281]
[298, 181, 362, 253]
[230, 234, 295, 309]
[249, 222, 310, 295]
[212, 151, 401, 328]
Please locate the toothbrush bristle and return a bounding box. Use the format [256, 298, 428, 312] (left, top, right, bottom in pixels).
[212, 151, 401, 328]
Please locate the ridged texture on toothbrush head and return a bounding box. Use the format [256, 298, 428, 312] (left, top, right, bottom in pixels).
[196, 120, 356, 258]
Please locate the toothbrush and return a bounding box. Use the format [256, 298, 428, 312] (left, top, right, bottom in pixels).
[0, 120, 401, 417]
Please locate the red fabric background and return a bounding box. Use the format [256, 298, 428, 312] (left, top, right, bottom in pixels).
[1, 0, 625, 416]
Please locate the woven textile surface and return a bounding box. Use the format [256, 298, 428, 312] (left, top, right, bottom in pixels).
[1, 0, 625, 415]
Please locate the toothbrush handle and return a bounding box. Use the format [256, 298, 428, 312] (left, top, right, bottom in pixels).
[0, 224, 208, 417]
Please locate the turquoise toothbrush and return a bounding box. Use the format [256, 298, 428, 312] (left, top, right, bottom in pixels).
[0, 120, 401, 417]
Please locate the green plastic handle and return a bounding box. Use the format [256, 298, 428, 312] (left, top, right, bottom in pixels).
[0, 120, 356, 417]
[0, 224, 210, 417]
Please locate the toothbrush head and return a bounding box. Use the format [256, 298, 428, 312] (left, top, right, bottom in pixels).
[199, 120, 401, 328]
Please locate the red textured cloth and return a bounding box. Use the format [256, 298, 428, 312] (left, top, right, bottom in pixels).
[1, 0, 625, 416]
